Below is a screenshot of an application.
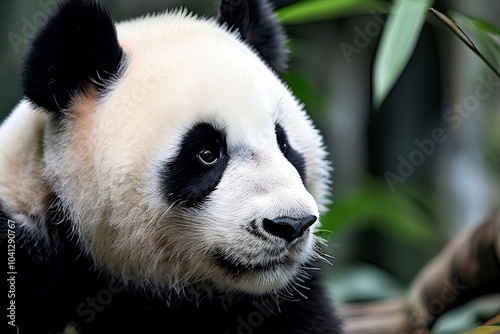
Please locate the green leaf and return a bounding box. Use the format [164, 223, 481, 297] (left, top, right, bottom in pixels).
[324, 263, 405, 304]
[448, 11, 500, 78]
[372, 0, 433, 109]
[428, 8, 478, 52]
[317, 179, 433, 244]
[463, 326, 500, 334]
[276, 0, 388, 25]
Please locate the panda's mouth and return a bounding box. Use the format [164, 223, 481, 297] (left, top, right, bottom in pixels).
[213, 250, 294, 276]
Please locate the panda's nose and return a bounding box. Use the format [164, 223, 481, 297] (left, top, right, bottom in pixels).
[262, 215, 317, 242]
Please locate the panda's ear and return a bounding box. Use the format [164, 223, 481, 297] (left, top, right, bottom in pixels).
[218, 0, 289, 74]
[22, 0, 123, 113]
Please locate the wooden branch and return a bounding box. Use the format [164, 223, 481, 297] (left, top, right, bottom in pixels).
[407, 208, 500, 330]
[340, 208, 500, 334]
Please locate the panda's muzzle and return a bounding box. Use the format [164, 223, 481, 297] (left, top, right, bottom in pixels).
[211, 216, 317, 280]
[262, 215, 316, 242]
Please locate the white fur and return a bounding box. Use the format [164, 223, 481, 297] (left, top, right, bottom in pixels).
[1, 10, 331, 296]
[0, 101, 52, 236]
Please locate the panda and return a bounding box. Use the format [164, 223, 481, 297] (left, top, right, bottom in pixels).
[0, 0, 342, 333]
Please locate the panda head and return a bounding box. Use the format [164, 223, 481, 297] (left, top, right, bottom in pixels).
[21, 0, 331, 296]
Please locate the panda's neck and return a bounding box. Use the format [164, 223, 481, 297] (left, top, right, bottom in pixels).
[1, 200, 127, 329]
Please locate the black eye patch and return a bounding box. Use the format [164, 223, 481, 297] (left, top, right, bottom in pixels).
[160, 123, 228, 207]
[275, 124, 307, 183]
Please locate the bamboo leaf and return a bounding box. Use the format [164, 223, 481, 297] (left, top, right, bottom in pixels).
[276, 0, 387, 25]
[428, 8, 477, 52]
[372, 0, 433, 109]
[446, 11, 500, 78]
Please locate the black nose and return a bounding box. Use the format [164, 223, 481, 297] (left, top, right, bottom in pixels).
[262, 215, 317, 242]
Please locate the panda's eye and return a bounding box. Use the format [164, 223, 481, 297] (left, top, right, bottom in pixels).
[197, 147, 220, 166]
[275, 124, 287, 155]
[278, 141, 287, 154]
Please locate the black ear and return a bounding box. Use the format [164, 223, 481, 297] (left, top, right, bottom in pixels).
[22, 0, 124, 113]
[218, 0, 288, 74]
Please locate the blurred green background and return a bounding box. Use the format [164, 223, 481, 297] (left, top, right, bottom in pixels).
[1, 0, 500, 333]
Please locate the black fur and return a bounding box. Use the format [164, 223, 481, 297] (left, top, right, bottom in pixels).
[161, 123, 229, 207]
[1, 203, 342, 334]
[218, 0, 289, 74]
[22, 0, 124, 112]
[275, 124, 307, 182]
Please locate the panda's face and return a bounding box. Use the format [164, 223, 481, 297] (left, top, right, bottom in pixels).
[26, 3, 331, 296]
